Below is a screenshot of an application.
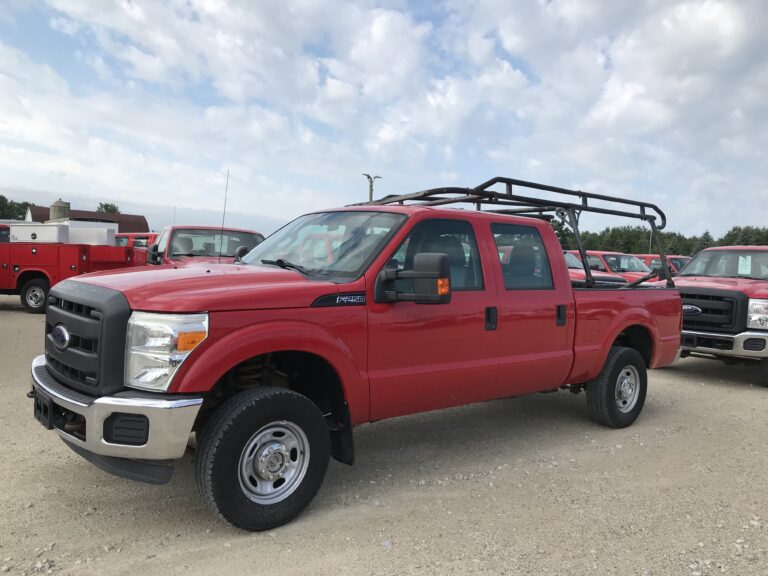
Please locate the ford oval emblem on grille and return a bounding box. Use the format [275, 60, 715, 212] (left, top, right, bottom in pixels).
[51, 324, 71, 351]
[682, 304, 703, 316]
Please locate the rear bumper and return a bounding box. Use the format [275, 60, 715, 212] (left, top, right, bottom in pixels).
[681, 330, 768, 360]
[29, 355, 203, 461]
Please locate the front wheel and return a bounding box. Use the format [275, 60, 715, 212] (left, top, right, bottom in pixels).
[196, 387, 330, 531]
[586, 346, 647, 428]
[20, 278, 49, 314]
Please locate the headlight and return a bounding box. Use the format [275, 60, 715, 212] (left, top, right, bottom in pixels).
[747, 299, 768, 330]
[125, 312, 208, 392]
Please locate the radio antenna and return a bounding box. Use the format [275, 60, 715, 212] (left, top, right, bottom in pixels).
[218, 169, 230, 260]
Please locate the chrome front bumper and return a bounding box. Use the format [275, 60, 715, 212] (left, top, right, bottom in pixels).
[681, 330, 768, 360]
[30, 355, 203, 460]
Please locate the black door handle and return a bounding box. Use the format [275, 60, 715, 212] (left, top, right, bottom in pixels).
[556, 304, 567, 326]
[485, 306, 498, 331]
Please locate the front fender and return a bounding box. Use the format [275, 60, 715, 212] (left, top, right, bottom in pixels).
[170, 319, 369, 424]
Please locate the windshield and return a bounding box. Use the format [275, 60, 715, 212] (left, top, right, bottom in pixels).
[564, 252, 584, 269]
[241, 211, 406, 278]
[680, 250, 768, 280]
[169, 229, 263, 258]
[603, 254, 651, 273]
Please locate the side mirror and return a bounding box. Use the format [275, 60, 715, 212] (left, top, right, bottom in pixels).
[148, 244, 160, 264]
[234, 245, 250, 261]
[375, 253, 451, 304]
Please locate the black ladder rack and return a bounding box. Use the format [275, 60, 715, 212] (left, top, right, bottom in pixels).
[360, 176, 674, 287]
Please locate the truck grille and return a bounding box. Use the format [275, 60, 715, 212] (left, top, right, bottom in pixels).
[679, 288, 747, 334]
[44, 280, 131, 396]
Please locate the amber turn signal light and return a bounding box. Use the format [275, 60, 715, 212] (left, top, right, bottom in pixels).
[437, 278, 450, 296]
[177, 331, 207, 352]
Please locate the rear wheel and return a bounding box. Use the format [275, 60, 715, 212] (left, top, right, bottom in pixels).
[586, 346, 647, 428]
[196, 387, 330, 531]
[20, 278, 49, 314]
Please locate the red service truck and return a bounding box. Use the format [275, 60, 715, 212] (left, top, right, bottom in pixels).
[1, 224, 138, 313]
[28, 178, 681, 530]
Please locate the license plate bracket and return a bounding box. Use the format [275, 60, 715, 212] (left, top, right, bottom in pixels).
[33, 388, 55, 430]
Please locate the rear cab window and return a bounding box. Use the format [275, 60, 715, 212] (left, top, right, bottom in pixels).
[492, 223, 553, 290]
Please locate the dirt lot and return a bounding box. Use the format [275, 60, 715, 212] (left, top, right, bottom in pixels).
[1, 295, 767, 576]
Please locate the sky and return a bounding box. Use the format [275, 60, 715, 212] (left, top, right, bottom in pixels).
[0, 0, 766, 236]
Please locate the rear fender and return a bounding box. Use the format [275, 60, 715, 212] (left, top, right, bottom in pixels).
[571, 308, 661, 383]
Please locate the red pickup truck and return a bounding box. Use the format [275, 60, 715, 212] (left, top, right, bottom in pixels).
[28, 178, 681, 531]
[147, 225, 264, 265]
[672, 245, 768, 385]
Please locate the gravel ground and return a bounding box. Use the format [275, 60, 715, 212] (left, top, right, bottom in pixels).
[1, 294, 767, 576]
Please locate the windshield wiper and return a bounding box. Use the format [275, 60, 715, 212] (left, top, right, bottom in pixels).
[260, 258, 308, 274]
[171, 252, 196, 258]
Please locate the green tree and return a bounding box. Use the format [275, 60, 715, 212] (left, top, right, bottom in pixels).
[692, 231, 715, 255]
[97, 202, 120, 214]
[0, 195, 31, 220]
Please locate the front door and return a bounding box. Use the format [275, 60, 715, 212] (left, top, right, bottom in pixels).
[367, 217, 498, 420]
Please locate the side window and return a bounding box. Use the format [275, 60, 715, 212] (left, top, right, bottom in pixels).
[390, 219, 483, 291]
[587, 255, 607, 272]
[155, 231, 169, 255]
[492, 223, 553, 290]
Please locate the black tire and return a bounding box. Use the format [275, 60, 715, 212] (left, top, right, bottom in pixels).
[20, 278, 49, 314]
[586, 346, 647, 428]
[757, 360, 768, 388]
[196, 387, 330, 531]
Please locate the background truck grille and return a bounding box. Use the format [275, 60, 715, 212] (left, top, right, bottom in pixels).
[44, 280, 131, 396]
[679, 288, 747, 334]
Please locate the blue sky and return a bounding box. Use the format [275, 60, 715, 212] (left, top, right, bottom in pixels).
[1, 0, 766, 235]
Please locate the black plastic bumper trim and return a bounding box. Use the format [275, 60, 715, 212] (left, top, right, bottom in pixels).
[62, 439, 174, 485]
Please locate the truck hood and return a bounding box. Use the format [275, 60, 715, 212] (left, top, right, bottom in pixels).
[74, 264, 340, 312]
[671, 275, 768, 299]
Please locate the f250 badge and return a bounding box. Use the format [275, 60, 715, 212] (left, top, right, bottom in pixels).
[337, 295, 366, 305]
[682, 304, 703, 316]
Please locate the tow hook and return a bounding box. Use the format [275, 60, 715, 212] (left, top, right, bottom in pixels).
[26, 389, 36, 399]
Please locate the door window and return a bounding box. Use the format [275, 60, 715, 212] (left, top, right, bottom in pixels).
[390, 219, 483, 291]
[492, 224, 553, 290]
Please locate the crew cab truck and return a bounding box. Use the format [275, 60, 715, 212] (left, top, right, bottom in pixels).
[672, 245, 768, 386]
[148, 225, 264, 265]
[28, 177, 681, 531]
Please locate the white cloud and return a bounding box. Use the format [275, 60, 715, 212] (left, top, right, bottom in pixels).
[0, 0, 765, 236]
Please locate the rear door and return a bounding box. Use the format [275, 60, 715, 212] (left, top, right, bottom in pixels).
[367, 216, 499, 420]
[0, 243, 9, 289]
[490, 221, 574, 397]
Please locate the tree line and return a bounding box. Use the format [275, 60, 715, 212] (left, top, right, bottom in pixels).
[0, 195, 120, 220]
[554, 223, 768, 256]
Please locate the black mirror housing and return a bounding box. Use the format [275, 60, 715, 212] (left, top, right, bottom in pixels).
[374, 253, 451, 304]
[234, 246, 250, 261]
[148, 244, 160, 264]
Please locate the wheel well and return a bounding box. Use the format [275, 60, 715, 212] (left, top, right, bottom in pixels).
[197, 351, 354, 465]
[613, 325, 653, 366]
[16, 271, 50, 291]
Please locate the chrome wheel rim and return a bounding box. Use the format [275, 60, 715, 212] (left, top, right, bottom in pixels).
[238, 421, 310, 504]
[615, 365, 640, 413]
[26, 287, 45, 308]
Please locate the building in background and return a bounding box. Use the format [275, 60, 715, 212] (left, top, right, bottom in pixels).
[25, 199, 149, 233]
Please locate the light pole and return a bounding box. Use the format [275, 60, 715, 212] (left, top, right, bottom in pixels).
[363, 173, 381, 202]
